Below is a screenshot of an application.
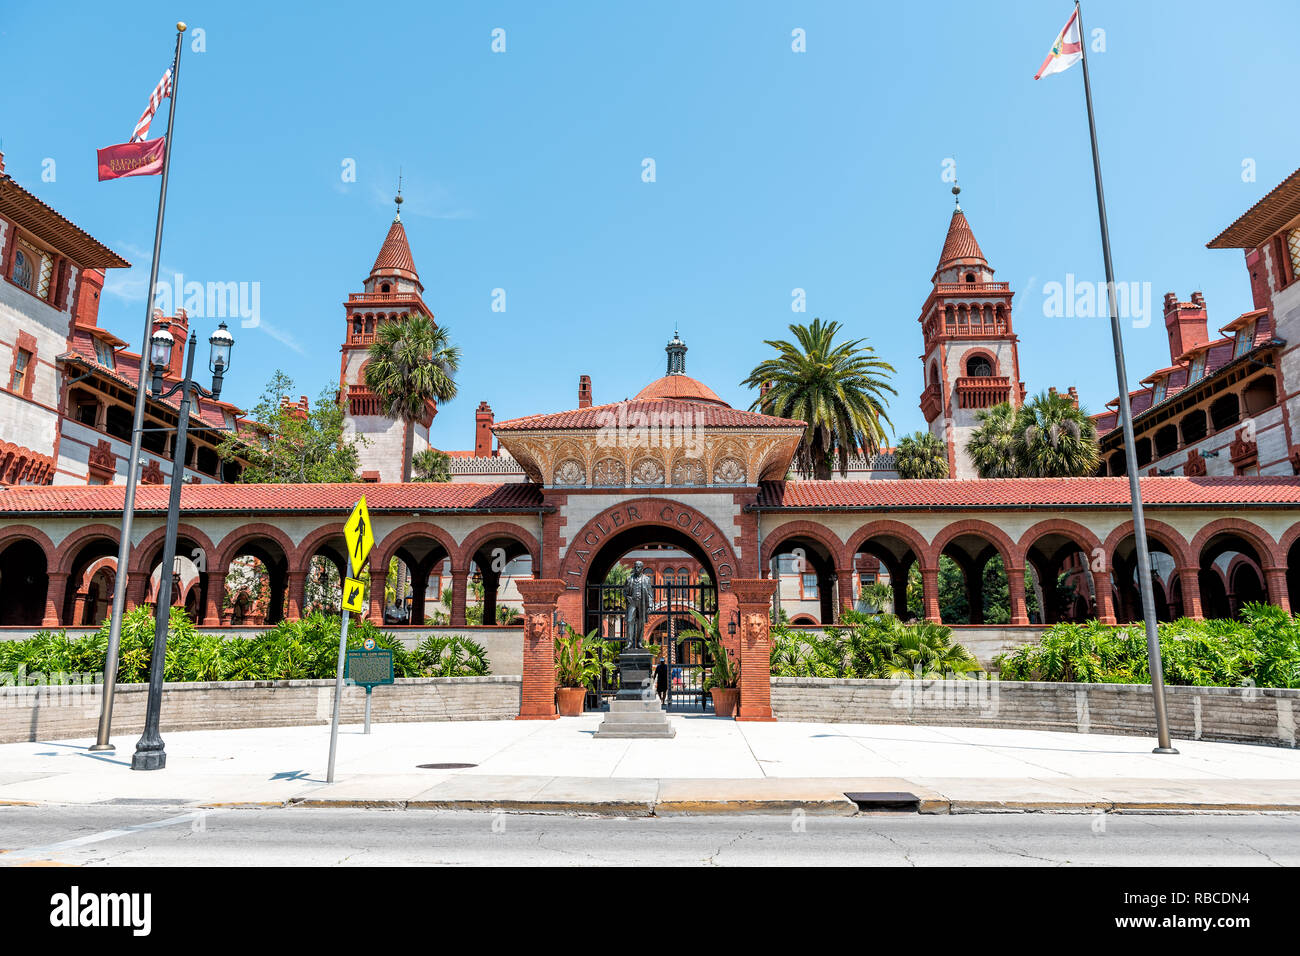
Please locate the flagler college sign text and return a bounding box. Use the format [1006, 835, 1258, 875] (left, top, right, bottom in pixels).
[563, 500, 736, 591]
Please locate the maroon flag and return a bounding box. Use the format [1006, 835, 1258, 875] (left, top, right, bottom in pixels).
[97, 137, 166, 181]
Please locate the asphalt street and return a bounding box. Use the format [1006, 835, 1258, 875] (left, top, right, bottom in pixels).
[1, 806, 1297, 866]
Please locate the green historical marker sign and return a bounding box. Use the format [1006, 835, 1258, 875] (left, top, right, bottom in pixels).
[345, 649, 394, 690]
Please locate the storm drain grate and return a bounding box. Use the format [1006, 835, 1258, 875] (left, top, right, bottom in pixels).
[844, 791, 920, 812]
[417, 763, 477, 770]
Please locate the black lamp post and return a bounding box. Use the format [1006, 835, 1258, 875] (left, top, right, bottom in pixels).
[131, 321, 234, 771]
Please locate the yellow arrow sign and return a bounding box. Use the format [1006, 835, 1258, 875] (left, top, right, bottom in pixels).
[344, 496, 375, 572]
[341, 577, 366, 614]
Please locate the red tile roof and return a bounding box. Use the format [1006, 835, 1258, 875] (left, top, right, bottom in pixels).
[0, 481, 545, 515]
[755, 477, 1300, 509]
[633, 374, 728, 406]
[935, 208, 987, 272]
[493, 399, 805, 431]
[370, 218, 419, 283]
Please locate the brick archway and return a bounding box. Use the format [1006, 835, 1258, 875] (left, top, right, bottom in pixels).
[928, 518, 1020, 569]
[374, 522, 461, 573]
[1101, 519, 1194, 567]
[844, 519, 934, 571]
[1189, 517, 1283, 568]
[214, 522, 297, 573]
[54, 523, 121, 576]
[293, 523, 349, 573]
[128, 524, 219, 576]
[759, 520, 847, 570]
[558, 498, 741, 593]
[458, 520, 541, 569]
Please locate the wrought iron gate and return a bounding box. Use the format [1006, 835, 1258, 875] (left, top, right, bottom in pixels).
[584, 581, 718, 710]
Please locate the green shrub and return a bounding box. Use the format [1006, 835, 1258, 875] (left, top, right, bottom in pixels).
[995, 604, 1300, 689]
[770, 611, 979, 680]
[0, 606, 491, 684]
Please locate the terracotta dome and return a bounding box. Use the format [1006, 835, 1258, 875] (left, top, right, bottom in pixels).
[633, 374, 730, 406]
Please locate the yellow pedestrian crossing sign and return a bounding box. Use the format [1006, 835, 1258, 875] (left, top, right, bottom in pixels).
[344, 496, 374, 572]
[341, 577, 366, 614]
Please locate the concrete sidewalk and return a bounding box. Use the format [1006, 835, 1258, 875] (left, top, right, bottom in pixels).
[2, 714, 1299, 815]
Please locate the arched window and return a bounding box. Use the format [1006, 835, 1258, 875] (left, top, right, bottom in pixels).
[965, 273, 975, 283]
[966, 355, 993, 377]
[380, 283, 391, 293]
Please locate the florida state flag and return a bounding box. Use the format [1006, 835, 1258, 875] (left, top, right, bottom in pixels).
[97, 137, 166, 180]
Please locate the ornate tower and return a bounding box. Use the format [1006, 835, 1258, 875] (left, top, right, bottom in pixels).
[917, 186, 1025, 478]
[340, 191, 438, 481]
[665, 328, 687, 375]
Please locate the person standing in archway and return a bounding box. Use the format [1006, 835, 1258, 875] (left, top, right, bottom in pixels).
[623, 560, 653, 648]
[654, 654, 669, 706]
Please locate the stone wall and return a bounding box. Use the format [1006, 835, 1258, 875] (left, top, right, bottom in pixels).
[0, 676, 521, 744]
[771, 677, 1300, 748]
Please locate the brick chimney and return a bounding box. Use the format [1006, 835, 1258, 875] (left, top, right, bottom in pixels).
[1164, 291, 1209, 364]
[578, 374, 592, 409]
[72, 268, 105, 328]
[475, 401, 494, 457]
[759, 380, 772, 412]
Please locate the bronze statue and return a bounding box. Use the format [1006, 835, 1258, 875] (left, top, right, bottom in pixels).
[623, 560, 654, 647]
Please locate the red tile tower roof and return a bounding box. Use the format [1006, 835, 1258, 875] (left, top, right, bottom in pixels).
[493, 398, 804, 431]
[935, 207, 988, 273]
[369, 217, 420, 284]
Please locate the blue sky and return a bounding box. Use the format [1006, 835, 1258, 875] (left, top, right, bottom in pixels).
[3, 0, 1298, 450]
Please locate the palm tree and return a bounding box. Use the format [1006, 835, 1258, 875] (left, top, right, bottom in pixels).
[364, 314, 460, 483]
[742, 318, 896, 479]
[365, 314, 459, 604]
[412, 448, 452, 482]
[894, 430, 948, 479]
[1017, 390, 1100, 477]
[966, 402, 1020, 478]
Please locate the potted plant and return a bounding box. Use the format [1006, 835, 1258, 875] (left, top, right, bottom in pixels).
[683, 609, 740, 717]
[554, 626, 614, 716]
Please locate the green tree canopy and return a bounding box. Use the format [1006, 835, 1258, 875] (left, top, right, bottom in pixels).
[966, 393, 1100, 479]
[218, 370, 363, 483]
[364, 314, 460, 483]
[894, 430, 949, 479]
[742, 318, 896, 479]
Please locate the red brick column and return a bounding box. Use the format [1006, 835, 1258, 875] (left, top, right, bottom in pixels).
[367, 566, 388, 623]
[1006, 566, 1029, 625]
[921, 566, 940, 622]
[516, 578, 564, 720]
[1090, 568, 1116, 624]
[450, 568, 469, 626]
[836, 568, 854, 620]
[203, 571, 227, 626]
[43, 572, 68, 627]
[731, 578, 777, 722]
[1264, 567, 1291, 614]
[285, 570, 308, 620]
[1177, 566, 1203, 620]
[126, 571, 150, 610]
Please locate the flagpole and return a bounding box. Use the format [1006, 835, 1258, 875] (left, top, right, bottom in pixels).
[1074, 1, 1176, 753]
[90, 22, 188, 752]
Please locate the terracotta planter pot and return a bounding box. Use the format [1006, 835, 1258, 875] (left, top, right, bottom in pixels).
[710, 686, 739, 718]
[556, 687, 587, 716]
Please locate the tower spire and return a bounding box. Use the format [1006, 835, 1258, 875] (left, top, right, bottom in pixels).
[665, 329, 687, 375]
[394, 168, 404, 222]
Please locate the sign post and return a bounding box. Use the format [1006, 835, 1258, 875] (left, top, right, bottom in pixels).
[327, 496, 374, 783]
[345, 639, 393, 736]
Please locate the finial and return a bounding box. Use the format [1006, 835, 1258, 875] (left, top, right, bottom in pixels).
[952, 183, 962, 210]
[394, 168, 404, 221]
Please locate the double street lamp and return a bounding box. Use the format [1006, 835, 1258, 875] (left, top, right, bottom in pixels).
[131, 320, 234, 772]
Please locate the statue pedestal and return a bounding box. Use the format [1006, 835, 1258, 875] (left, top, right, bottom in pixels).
[594, 648, 674, 738]
[614, 648, 653, 701]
